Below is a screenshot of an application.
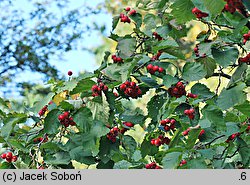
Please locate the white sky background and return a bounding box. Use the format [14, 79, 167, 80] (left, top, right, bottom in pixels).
[1, 0, 112, 98]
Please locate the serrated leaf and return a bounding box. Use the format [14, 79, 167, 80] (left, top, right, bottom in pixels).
[197, 57, 217, 78]
[73, 107, 93, 133]
[234, 101, 250, 117]
[121, 135, 137, 156]
[182, 62, 207, 81]
[31, 92, 55, 113]
[112, 15, 120, 31]
[70, 79, 96, 95]
[212, 47, 239, 68]
[202, 0, 225, 16]
[162, 74, 179, 88]
[130, 13, 142, 28]
[162, 152, 182, 169]
[217, 83, 246, 110]
[191, 83, 214, 99]
[171, 0, 194, 24]
[44, 109, 61, 134]
[113, 160, 132, 169]
[117, 37, 136, 58]
[44, 152, 71, 165]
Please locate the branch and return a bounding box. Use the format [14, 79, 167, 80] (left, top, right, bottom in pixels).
[212, 73, 231, 79]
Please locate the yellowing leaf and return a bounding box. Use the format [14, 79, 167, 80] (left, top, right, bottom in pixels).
[53, 91, 68, 105]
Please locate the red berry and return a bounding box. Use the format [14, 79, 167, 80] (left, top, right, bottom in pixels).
[184, 110, 190, 115]
[180, 159, 187, 166]
[147, 64, 153, 71]
[125, 7, 130, 11]
[91, 85, 99, 92]
[182, 130, 189, 136]
[124, 122, 134, 127]
[192, 7, 201, 14]
[63, 111, 70, 118]
[154, 138, 162, 146]
[120, 84, 126, 91]
[67, 71, 73, 76]
[160, 120, 167, 126]
[130, 82, 136, 87]
[1, 153, 6, 159]
[170, 119, 176, 125]
[199, 129, 205, 137]
[152, 65, 159, 72]
[158, 67, 164, 73]
[103, 85, 108, 92]
[6, 152, 13, 160]
[129, 9, 136, 16]
[124, 81, 130, 86]
[120, 13, 125, 18]
[164, 125, 170, 131]
[12, 156, 17, 162]
[189, 108, 195, 114]
[150, 139, 155, 145]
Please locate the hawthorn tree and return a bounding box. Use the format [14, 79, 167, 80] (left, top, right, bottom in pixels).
[0, 0, 250, 169]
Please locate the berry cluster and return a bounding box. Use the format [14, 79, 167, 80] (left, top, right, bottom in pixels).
[168, 82, 186, 98]
[145, 162, 162, 169]
[187, 93, 198, 98]
[160, 118, 176, 132]
[179, 159, 187, 167]
[224, 0, 245, 14]
[192, 7, 209, 19]
[152, 32, 163, 41]
[67, 70, 73, 76]
[91, 83, 109, 97]
[243, 31, 250, 44]
[120, 122, 134, 134]
[119, 8, 136, 24]
[151, 51, 162, 61]
[1, 152, 17, 163]
[146, 64, 164, 75]
[120, 13, 131, 23]
[151, 135, 171, 147]
[38, 105, 48, 117]
[106, 127, 120, 143]
[184, 108, 195, 120]
[119, 81, 142, 98]
[226, 132, 240, 143]
[239, 53, 250, 64]
[58, 112, 76, 127]
[33, 135, 48, 143]
[111, 54, 123, 63]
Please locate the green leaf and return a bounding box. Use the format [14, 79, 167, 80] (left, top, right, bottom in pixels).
[44, 109, 61, 134]
[163, 74, 179, 88]
[212, 47, 239, 68]
[1, 114, 27, 139]
[121, 135, 137, 156]
[144, 13, 156, 32]
[228, 63, 247, 87]
[171, 0, 194, 24]
[153, 39, 179, 53]
[236, 138, 250, 167]
[162, 152, 182, 169]
[156, 25, 171, 39]
[202, 105, 226, 132]
[158, 0, 169, 9]
[182, 62, 207, 81]
[191, 83, 214, 99]
[31, 92, 55, 113]
[44, 152, 71, 165]
[159, 53, 177, 60]
[201, 0, 225, 16]
[137, 76, 159, 87]
[197, 57, 217, 78]
[59, 101, 74, 111]
[69, 146, 96, 165]
[141, 136, 159, 158]
[70, 79, 96, 95]
[112, 15, 120, 31]
[132, 150, 142, 162]
[147, 94, 167, 122]
[98, 137, 120, 163]
[0, 162, 15, 169]
[187, 157, 207, 169]
[234, 101, 250, 117]
[117, 37, 136, 58]
[105, 62, 137, 82]
[73, 107, 93, 133]
[217, 83, 246, 110]
[130, 13, 142, 28]
[113, 160, 132, 169]
[186, 129, 200, 149]
[120, 108, 145, 125]
[242, 0, 250, 10]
